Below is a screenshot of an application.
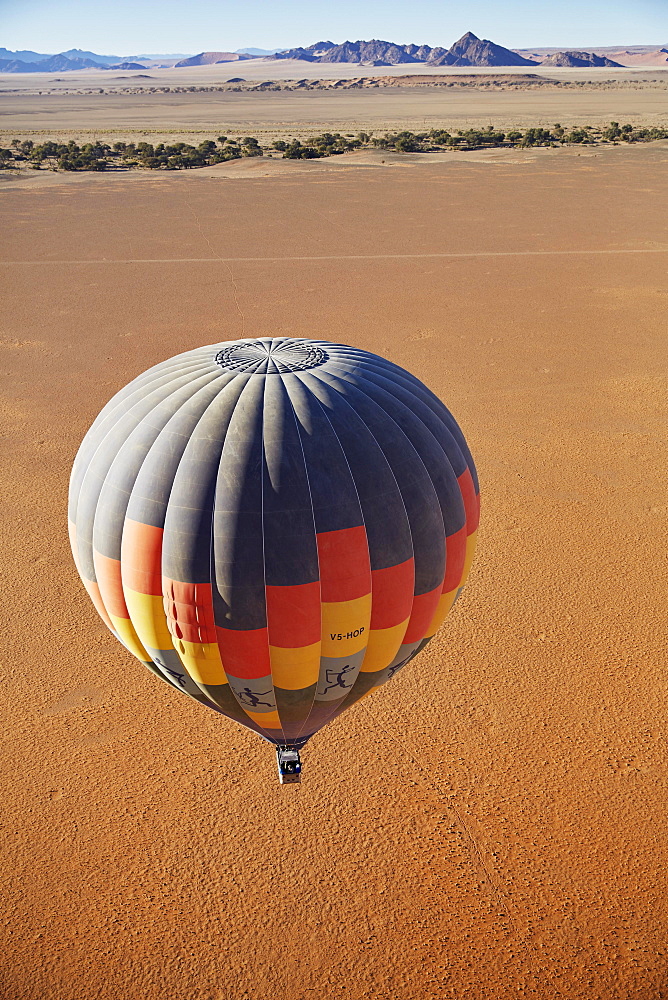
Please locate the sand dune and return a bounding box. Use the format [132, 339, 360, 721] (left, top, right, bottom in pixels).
[607, 49, 668, 67]
[2, 139, 668, 999]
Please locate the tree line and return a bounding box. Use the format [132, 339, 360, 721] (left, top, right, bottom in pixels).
[1, 123, 666, 172]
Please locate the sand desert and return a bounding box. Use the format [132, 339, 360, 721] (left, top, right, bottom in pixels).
[1, 72, 668, 999]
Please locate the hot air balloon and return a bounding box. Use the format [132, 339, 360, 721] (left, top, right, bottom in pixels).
[68, 338, 479, 783]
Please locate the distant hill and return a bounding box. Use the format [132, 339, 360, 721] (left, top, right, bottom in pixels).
[272, 38, 424, 64]
[0, 53, 106, 72]
[108, 62, 148, 70]
[319, 40, 420, 65]
[271, 33, 538, 66]
[540, 51, 622, 67]
[60, 48, 121, 65]
[428, 31, 538, 66]
[270, 41, 334, 61]
[514, 43, 668, 66]
[174, 51, 253, 67]
[0, 47, 50, 62]
[0, 47, 185, 71]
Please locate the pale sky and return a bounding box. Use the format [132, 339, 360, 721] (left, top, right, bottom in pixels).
[1, 0, 666, 56]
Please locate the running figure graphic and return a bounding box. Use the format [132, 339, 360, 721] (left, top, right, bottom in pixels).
[154, 657, 187, 688]
[387, 656, 411, 680]
[322, 663, 355, 694]
[237, 687, 273, 708]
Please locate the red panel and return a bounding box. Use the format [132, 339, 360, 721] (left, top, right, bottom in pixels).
[94, 551, 128, 619]
[404, 584, 443, 644]
[162, 579, 217, 644]
[369, 558, 415, 630]
[216, 627, 271, 679]
[121, 519, 163, 596]
[265, 582, 321, 648]
[443, 526, 467, 592]
[458, 467, 480, 533]
[84, 578, 114, 632]
[316, 525, 371, 602]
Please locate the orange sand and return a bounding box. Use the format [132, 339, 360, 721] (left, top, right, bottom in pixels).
[1, 141, 668, 999]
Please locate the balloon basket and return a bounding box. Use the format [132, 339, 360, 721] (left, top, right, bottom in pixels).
[276, 746, 302, 785]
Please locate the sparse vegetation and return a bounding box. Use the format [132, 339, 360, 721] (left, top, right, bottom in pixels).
[1, 122, 667, 172]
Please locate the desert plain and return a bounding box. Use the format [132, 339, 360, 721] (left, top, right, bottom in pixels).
[2, 60, 667, 147]
[1, 69, 668, 1000]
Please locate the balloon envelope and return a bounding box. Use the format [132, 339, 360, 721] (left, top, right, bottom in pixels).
[69, 338, 479, 748]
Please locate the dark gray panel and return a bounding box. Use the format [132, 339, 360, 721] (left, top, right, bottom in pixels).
[212, 376, 266, 630]
[162, 374, 253, 583]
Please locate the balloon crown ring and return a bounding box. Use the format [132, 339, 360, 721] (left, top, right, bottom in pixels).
[215, 338, 329, 374]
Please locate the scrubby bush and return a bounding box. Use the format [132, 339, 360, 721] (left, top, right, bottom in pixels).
[2, 120, 665, 173]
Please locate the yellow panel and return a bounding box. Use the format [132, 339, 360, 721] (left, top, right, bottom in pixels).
[244, 709, 282, 729]
[172, 638, 227, 686]
[460, 530, 478, 588]
[321, 594, 372, 657]
[110, 614, 150, 662]
[124, 588, 173, 650]
[269, 641, 321, 690]
[425, 589, 458, 638]
[360, 619, 409, 672]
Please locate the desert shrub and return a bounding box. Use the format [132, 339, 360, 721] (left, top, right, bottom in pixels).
[241, 137, 263, 156]
[282, 140, 323, 159]
[564, 128, 589, 144]
[5, 118, 665, 174]
[519, 127, 554, 147]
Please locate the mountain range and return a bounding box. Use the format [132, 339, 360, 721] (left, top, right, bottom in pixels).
[540, 51, 622, 68]
[270, 33, 539, 66]
[0, 47, 193, 71]
[0, 53, 148, 72]
[1, 34, 665, 73]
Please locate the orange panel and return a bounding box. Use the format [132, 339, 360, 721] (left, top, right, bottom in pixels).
[403, 584, 443, 644]
[83, 578, 114, 632]
[121, 519, 163, 596]
[94, 550, 128, 619]
[369, 558, 414, 630]
[443, 526, 467, 592]
[458, 467, 480, 533]
[425, 589, 459, 638]
[162, 579, 217, 644]
[265, 582, 321, 648]
[216, 626, 271, 679]
[316, 525, 371, 602]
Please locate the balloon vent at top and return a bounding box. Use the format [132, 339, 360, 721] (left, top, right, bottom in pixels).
[215, 337, 329, 374]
